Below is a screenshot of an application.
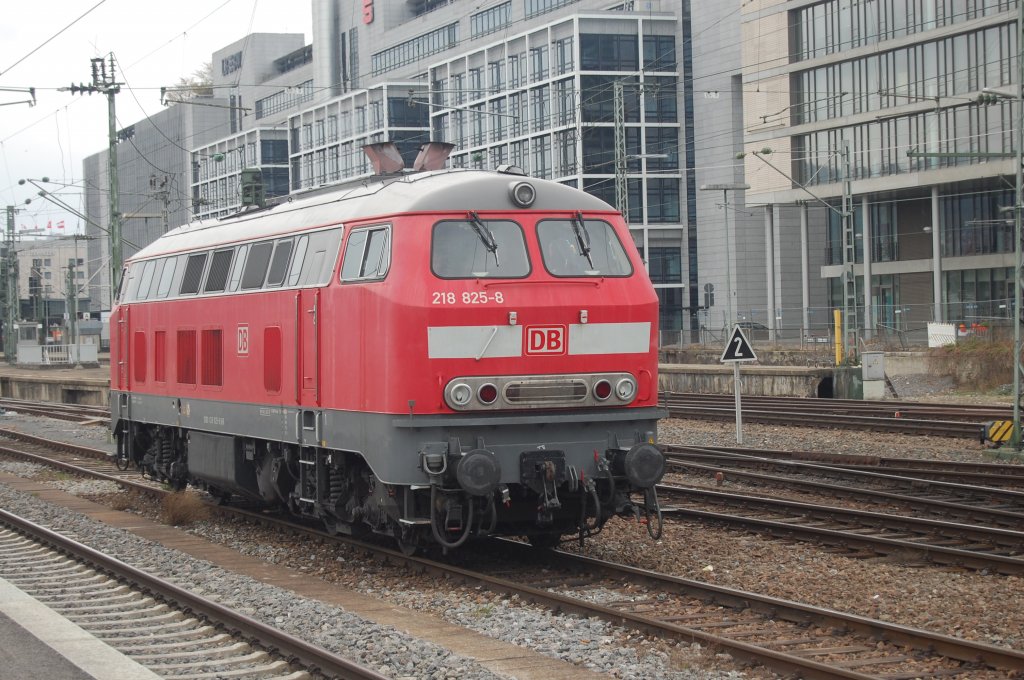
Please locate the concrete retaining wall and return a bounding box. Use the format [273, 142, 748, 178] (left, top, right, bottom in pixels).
[0, 374, 108, 406]
[659, 364, 833, 397]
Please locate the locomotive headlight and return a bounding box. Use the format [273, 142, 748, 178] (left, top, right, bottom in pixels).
[509, 181, 536, 208]
[450, 382, 472, 407]
[615, 377, 637, 402]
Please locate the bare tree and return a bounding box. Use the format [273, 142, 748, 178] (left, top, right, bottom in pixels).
[163, 62, 213, 103]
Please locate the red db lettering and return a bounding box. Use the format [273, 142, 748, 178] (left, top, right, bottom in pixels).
[525, 325, 566, 355]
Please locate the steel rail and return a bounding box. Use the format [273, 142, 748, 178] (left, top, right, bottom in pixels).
[665, 402, 982, 437]
[666, 447, 1024, 487]
[675, 444, 1024, 478]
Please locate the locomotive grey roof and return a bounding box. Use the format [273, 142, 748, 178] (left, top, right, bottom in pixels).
[130, 169, 617, 262]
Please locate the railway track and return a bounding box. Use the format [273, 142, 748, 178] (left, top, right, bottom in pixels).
[657, 484, 1024, 574]
[0, 398, 109, 425]
[674, 444, 1024, 487]
[664, 445, 1024, 529]
[662, 392, 1008, 438]
[2, 427, 1024, 678]
[0, 509, 387, 680]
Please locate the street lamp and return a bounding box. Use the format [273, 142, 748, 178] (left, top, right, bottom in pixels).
[700, 183, 749, 329]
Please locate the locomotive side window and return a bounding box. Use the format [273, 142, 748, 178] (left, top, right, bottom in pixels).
[179, 253, 209, 295]
[241, 242, 274, 289]
[431, 219, 529, 279]
[136, 260, 157, 301]
[155, 256, 180, 298]
[286, 236, 309, 286]
[113, 266, 128, 303]
[265, 238, 295, 287]
[227, 244, 248, 292]
[299, 228, 342, 285]
[538, 218, 633, 278]
[146, 259, 167, 299]
[203, 249, 234, 293]
[121, 264, 143, 302]
[340, 226, 390, 281]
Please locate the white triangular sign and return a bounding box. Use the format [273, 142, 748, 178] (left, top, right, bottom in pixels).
[720, 326, 758, 363]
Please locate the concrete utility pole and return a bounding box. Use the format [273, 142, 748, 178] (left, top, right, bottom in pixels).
[613, 80, 628, 223]
[701, 183, 749, 330]
[3, 206, 19, 363]
[64, 54, 122, 305]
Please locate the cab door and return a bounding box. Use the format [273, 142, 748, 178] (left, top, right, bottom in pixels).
[114, 305, 130, 391]
[297, 288, 320, 406]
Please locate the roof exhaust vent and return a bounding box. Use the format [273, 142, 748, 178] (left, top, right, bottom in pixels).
[362, 142, 406, 175]
[413, 142, 455, 171]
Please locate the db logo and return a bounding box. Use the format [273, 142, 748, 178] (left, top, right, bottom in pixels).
[525, 325, 566, 355]
[237, 325, 249, 356]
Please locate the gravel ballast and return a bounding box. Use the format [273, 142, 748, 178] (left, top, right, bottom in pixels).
[1, 405, 1022, 678]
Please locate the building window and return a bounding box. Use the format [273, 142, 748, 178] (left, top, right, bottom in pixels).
[371, 23, 459, 75]
[647, 178, 680, 223]
[525, 0, 579, 19]
[580, 34, 638, 71]
[643, 35, 675, 71]
[254, 80, 313, 120]
[530, 45, 548, 83]
[554, 37, 575, 75]
[471, 1, 511, 38]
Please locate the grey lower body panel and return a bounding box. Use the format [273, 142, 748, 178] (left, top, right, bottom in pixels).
[111, 391, 665, 486]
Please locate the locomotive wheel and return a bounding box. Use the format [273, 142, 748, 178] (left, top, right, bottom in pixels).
[322, 516, 339, 536]
[395, 526, 421, 556]
[526, 533, 562, 550]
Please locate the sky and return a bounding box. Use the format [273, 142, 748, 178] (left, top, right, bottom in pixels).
[0, 0, 312, 236]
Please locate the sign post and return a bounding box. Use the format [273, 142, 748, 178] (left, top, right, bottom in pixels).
[720, 326, 758, 444]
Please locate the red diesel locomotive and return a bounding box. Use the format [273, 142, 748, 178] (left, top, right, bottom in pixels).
[110, 143, 666, 552]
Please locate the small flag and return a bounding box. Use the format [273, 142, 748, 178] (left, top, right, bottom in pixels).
[56, 220, 65, 229]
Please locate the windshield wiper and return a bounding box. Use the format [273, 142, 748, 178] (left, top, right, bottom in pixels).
[468, 211, 500, 267]
[570, 211, 595, 269]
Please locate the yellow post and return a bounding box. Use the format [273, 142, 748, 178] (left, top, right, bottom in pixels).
[834, 308, 843, 366]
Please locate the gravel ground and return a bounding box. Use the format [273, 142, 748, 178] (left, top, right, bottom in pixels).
[0, 398, 1022, 678]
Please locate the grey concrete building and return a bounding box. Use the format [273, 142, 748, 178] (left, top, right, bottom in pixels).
[212, 33, 314, 133]
[83, 98, 232, 310]
[297, 0, 752, 341]
[741, 0, 1018, 344]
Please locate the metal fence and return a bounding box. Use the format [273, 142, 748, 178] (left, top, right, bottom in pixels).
[661, 301, 1016, 350]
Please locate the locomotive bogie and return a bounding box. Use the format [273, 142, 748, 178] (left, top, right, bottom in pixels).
[110, 165, 667, 550]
